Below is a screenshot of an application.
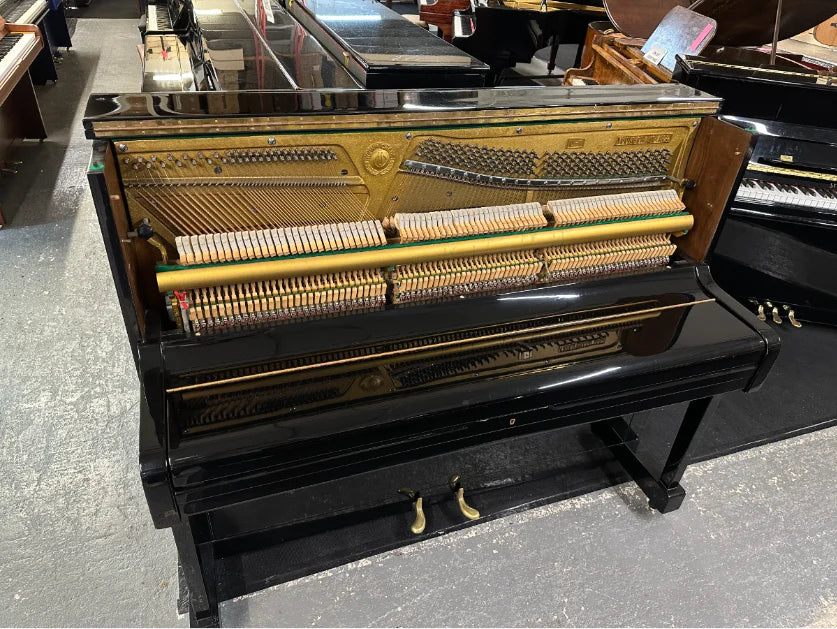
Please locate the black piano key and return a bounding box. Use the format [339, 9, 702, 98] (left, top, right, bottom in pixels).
[0, 33, 23, 61]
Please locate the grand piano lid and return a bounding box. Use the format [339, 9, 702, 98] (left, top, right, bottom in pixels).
[83, 83, 720, 133]
[188, 0, 361, 90]
[283, 0, 489, 74]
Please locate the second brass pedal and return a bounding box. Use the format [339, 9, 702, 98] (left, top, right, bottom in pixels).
[449, 475, 480, 521]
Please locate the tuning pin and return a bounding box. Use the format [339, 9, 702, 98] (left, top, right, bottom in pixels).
[783, 305, 802, 328]
[449, 475, 480, 521]
[397, 488, 426, 535]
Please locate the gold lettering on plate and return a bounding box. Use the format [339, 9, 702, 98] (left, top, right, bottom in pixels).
[615, 134, 673, 146]
[565, 138, 585, 149]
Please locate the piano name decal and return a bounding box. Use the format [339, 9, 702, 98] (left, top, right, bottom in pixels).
[615, 134, 674, 147]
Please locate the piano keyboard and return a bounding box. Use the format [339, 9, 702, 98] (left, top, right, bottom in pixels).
[0, 33, 22, 59]
[0, 31, 37, 79]
[736, 177, 837, 211]
[146, 4, 174, 31]
[0, 0, 47, 24]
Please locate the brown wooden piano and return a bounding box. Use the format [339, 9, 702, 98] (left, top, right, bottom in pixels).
[0, 15, 46, 226]
[419, 0, 470, 41]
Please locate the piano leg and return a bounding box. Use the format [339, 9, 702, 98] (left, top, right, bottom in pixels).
[592, 396, 720, 513]
[548, 35, 559, 75]
[0, 73, 48, 178]
[172, 519, 220, 628]
[29, 34, 60, 85]
[43, 4, 74, 50]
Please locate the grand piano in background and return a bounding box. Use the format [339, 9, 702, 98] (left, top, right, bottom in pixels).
[0, 15, 46, 227]
[451, 0, 606, 83]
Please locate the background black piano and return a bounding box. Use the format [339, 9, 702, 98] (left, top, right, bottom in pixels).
[451, 0, 606, 84]
[674, 57, 837, 326]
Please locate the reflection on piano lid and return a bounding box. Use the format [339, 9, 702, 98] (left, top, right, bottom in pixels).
[170, 0, 361, 90]
[170, 297, 689, 434]
[236, 0, 361, 89]
[143, 0, 192, 34]
[0, 0, 47, 25]
[142, 34, 198, 92]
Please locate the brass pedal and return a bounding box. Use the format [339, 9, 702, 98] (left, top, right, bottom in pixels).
[749, 299, 766, 322]
[783, 305, 802, 328]
[397, 488, 426, 535]
[765, 301, 782, 325]
[449, 475, 480, 521]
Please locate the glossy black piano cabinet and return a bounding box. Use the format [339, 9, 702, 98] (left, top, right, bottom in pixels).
[125, 265, 777, 627]
[85, 87, 779, 626]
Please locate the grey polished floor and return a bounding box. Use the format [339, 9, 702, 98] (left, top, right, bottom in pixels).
[0, 18, 835, 629]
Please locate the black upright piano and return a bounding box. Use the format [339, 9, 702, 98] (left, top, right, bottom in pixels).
[675, 57, 837, 326]
[84, 78, 779, 626]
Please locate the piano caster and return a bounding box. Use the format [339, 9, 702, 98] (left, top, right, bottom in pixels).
[449, 475, 480, 521]
[397, 487, 426, 535]
[783, 305, 802, 328]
